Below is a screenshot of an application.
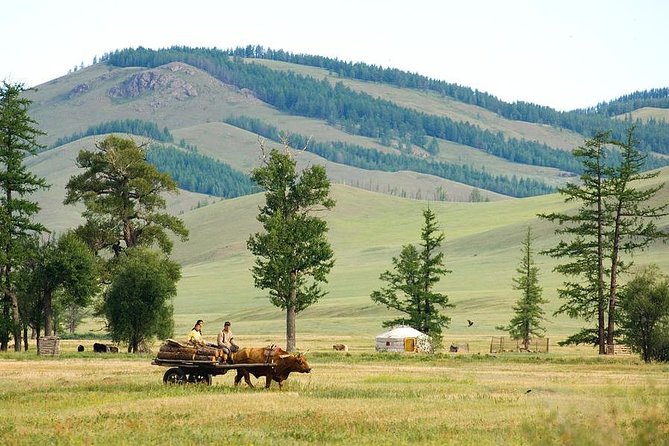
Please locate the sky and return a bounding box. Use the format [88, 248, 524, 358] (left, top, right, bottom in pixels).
[1, 0, 667, 111]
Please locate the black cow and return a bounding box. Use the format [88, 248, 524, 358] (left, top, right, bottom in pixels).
[93, 343, 119, 353]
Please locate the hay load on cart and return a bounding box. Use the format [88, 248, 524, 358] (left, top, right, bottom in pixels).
[157, 339, 228, 362]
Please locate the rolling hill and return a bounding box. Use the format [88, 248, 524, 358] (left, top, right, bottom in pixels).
[18, 46, 669, 343]
[168, 167, 669, 339]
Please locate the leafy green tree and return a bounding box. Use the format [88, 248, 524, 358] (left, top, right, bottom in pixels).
[247, 142, 335, 352]
[604, 127, 668, 348]
[539, 132, 612, 354]
[0, 82, 49, 351]
[371, 208, 453, 345]
[64, 135, 189, 258]
[619, 265, 669, 362]
[497, 227, 547, 349]
[104, 248, 179, 353]
[18, 232, 98, 338]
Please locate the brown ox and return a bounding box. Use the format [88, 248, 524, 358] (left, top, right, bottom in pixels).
[233, 346, 311, 389]
[332, 343, 348, 352]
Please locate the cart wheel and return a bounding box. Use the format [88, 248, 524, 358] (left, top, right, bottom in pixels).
[163, 367, 186, 385]
[187, 373, 213, 385]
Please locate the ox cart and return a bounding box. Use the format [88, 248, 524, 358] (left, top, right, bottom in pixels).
[152, 358, 275, 386]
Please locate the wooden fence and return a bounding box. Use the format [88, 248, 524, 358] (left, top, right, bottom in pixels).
[490, 337, 549, 353]
[606, 344, 632, 355]
[38, 336, 61, 356]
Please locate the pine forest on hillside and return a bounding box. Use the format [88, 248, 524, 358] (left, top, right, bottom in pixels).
[27, 45, 669, 202]
[94, 46, 669, 198]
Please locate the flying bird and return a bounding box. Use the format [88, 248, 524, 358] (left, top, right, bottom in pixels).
[467, 320, 474, 327]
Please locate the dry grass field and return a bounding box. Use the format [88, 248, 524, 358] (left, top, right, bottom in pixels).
[1, 341, 667, 445]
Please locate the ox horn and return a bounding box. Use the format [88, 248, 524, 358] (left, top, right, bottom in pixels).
[278, 354, 290, 359]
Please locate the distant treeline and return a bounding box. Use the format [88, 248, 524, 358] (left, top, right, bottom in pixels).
[51, 119, 173, 149]
[225, 116, 554, 198]
[146, 144, 259, 198]
[582, 88, 669, 117]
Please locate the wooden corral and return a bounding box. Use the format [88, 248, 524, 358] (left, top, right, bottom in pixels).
[489, 337, 549, 353]
[606, 344, 632, 355]
[38, 336, 61, 356]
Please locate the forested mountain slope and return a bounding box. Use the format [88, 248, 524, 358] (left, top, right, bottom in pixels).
[26, 46, 669, 203]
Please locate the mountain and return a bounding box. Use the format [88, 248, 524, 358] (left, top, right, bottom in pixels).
[27, 46, 669, 204]
[19, 47, 669, 338]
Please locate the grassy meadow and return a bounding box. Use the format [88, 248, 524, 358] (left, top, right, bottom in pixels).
[1, 342, 668, 445]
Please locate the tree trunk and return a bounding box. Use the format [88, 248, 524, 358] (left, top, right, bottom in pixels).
[0, 299, 8, 351]
[23, 325, 28, 351]
[286, 273, 297, 352]
[606, 204, 623, 349]
[286, 306, 296, 352]
[4, 187, 21, 352]
[596, 188, 606, 355]
[7, 279, 22, 352]
[10, 296, 21, 352]
[44, 290, 54, 337]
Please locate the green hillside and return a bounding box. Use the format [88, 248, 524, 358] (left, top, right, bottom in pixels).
[25, 135, 215, 233]
[16, 47, 669, 347]
[615, 107, 669, 123]
[169, 167, 669, 341]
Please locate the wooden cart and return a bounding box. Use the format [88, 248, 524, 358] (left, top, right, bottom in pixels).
[152, 358, 274, 386]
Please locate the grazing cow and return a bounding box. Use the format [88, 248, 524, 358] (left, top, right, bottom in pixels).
[77, 345, 85, 352]
[332, 344, 348, 352]
[233, 346, 311, 389]
[93, 343, 119, 353]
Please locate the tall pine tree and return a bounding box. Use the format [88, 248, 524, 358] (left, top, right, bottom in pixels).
[497, 227, 547, 350]
[0, 83, 49, 351]
[539, 131, 611, 353]
[540, 127, 667, 353]
[604, 127, 668, 349]
[371, 208, 453, 345]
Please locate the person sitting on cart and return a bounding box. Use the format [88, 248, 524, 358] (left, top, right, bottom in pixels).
[217, 321, 239, 362]
[187, 319, 207, 347]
